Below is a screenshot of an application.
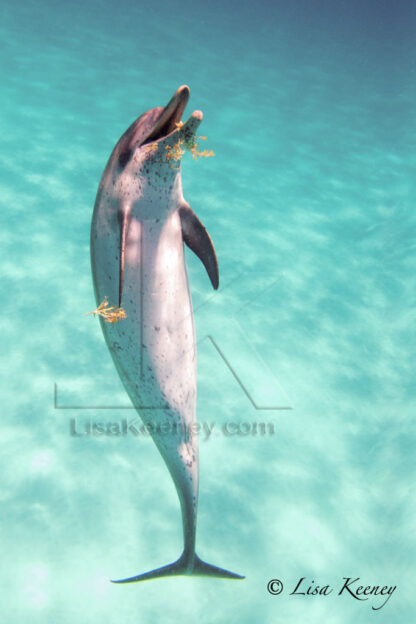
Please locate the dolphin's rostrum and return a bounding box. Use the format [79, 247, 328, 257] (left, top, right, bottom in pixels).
[90, 85, 244, 582]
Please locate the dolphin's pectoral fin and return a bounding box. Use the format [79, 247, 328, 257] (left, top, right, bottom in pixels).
[110, 552, 244, 583]
[117, 204, 132, 306]
[179, 203, 219, 290]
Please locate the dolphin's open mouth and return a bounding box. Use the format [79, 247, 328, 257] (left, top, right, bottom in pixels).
[142, 85, 200, 145]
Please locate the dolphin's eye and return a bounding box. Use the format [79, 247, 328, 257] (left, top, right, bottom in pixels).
[118, 149, 132, 169]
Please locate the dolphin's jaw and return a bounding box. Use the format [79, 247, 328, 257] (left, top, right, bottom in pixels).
[143, 111, 204, 168]
[141, 85, 203, 149]
[141, 85, 190, 145]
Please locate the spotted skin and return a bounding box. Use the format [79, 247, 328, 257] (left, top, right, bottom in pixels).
[90, 86, 243, 582]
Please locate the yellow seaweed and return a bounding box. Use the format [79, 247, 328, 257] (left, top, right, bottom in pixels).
[164, 130, 215, 167]
[146, 142, 158, 154]
[85, 297, 127, 324]
[165, 139, 185, 163]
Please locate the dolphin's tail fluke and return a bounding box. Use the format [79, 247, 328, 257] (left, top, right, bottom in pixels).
[191, 554, 244, 579]
[110, 553, 244, 583]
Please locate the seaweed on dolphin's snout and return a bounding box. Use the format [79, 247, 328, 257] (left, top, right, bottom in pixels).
[164, 124, 215, 167]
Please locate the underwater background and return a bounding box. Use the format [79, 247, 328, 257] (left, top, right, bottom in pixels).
[1, 0, 415, 621]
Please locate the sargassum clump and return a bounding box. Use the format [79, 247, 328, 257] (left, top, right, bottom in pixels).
[185, 134, 215, 160]
[164, 127, 215, 167]
[84, 297, 127, 324]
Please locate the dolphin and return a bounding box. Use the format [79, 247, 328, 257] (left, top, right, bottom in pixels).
[90, 85, 244, 582]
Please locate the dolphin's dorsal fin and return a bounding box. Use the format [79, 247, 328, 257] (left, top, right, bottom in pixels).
[179, 203, 219, 290]
[118, 203, 132, 306]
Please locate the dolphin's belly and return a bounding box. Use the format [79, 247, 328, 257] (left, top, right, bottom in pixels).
[91, 207, 197, 457]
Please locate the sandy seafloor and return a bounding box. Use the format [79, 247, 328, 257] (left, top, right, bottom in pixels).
[1, 0, 415, 622]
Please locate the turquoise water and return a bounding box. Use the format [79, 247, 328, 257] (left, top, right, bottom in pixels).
[1, 0, 415, 622]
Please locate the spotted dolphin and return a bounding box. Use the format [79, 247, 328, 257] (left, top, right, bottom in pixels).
[90, 85, 244, 582]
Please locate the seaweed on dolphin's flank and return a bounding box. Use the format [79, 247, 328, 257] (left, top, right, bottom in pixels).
[85, 297, 127, 324]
